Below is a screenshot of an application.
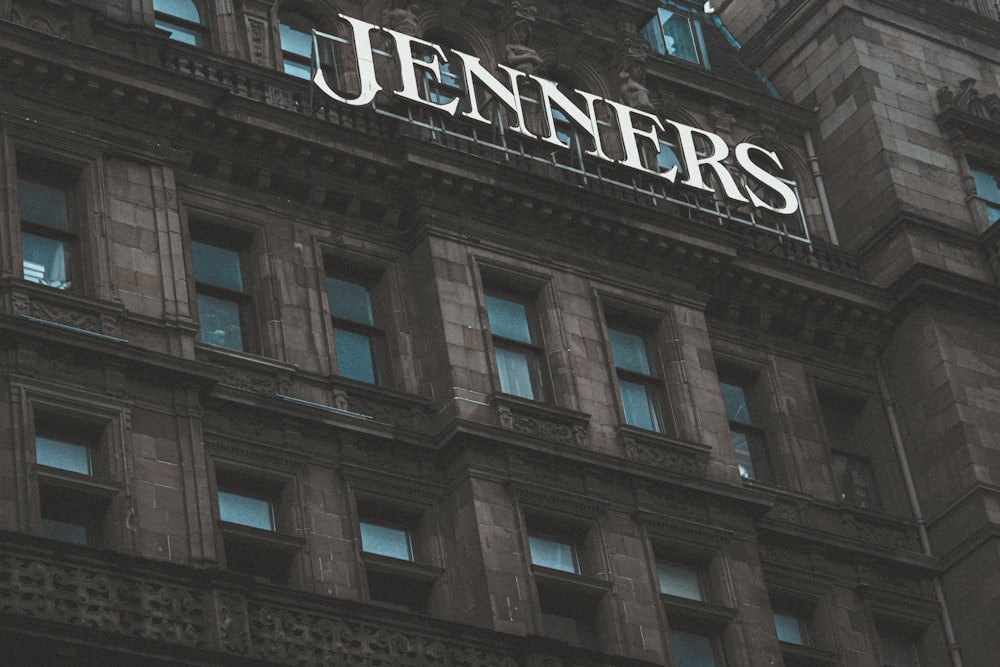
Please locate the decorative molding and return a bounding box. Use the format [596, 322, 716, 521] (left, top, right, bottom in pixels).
[495, 397, 589, 448]
[938, 78, 1000, 123]
[619, 427, 710, 477]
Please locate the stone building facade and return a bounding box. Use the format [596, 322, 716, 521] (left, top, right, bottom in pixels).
[0, 0, 994, 665]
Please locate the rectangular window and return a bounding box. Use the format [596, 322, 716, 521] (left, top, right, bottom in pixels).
[18, 158, 79, 290]
[608, 323, 665, 432]
[774, 611, 810, 646]
[360, 520, 413, 561]
[819, 390, 882, 510]
[719, 375, 771, 482]
[879, 629, 921, 667]
[971, 164, 1000, 226]
[671, 630, 719, 667]
[528, 533, 579, 574]
[657, 562, 704, 601]
[327, 274, 383, 384]
[486, 291, 547, 400]
[641, 6, 708, 67]
[218, 490, 275, 531]
[832, 451, 880, 510]
[192, 234, 253, 352]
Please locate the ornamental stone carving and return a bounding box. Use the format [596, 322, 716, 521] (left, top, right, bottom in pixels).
[938, 78, 1000, 123]
[497, 404, 587, 447]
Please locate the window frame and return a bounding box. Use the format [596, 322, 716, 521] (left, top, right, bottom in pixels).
[605, 316, 667, 433]
[153, 0, 208, 47]
[718, 370, 773, 483]
[970, 162, 1000, 227]
[640, 4, 710, 69]
[325, 268, 386, 385]
[484, 287, 549, 402]
[190, 227, 256, 353]
[16, 156, 81, 292]
[279, 10, 316, 79]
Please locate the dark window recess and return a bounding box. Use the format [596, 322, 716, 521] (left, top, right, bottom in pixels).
[537, 584, 599, 650]
[154, 0, 207, 47]
[485, 290, 547, 401]
[658, 561, 705, 601]
[18, 158, 79, 291]
[327, 274, 384, 384]
[819, 391, 882, 510]
[192, 234, 254, 352]
[719, 375, 772, 482]
[671, 629, 720, 667]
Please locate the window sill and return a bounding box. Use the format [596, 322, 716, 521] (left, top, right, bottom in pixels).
[219, 521, 304, 553]
[531, 565, 611, 600]
[35, 466, 120, 497]
[493, 394, 590, 448]
[362, 552, 443, 583]
[661, 594, 736, 629]
[617, 425, 711, 475]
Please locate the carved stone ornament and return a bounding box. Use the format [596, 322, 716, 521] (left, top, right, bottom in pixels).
[938, 78, 1000, 123]
[709, 105, 737, 135]
[245, 15, 270, 66]
[381, 4, 420, 35]
[497, 403, 587, 447]
[621, 434, 706, 477]
[10, 4, 70, 38]
[618, 59, 653, 112]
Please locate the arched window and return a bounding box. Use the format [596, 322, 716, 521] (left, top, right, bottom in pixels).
[154, 0, 206, 47]
[279, 12, 314, 79]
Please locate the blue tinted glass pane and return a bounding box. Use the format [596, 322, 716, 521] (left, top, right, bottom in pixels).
[609, 328, 652, 374]
[218, 491, 273, 530]
[657, 563, 702, 600]
[42, 518, 89, 545]
[155, 20, 201, 45]
[284, 59, 312, 79]
[657, 142, 683, 174]
[155, 0, 201, 22]
[192, 241, 243, 292]
[22, 233, 70, 289]
[987, 203, 1000, 226]
[972, 168, 1000, 205]
[36, 437, 91, 475]
[19, 179, 69, 229]
[360, 521, 412, 560]
[528, 535, 578, 573]
[640, 14, 666, 56]
[495, 346, 536, 399]
[280, 20, 313, 58]
[334, 328, 377, 383]
[327, 277, 374, 325]
[661, 10, 700, 63]
[486, 295, 532, 342]
[671, 631, 717, 667]
[732, 431, 756, 480]
[620, 380, 660, 432]
[720, 382, 752, 424]
[774, 612, 807, 645]
[197, 293, 244, 350]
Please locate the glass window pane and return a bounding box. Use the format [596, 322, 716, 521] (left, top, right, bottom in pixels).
[732, 431, 757, 480]
[19, 179, 69, 230]
[284, 59, 312, 79]
[661, 9, 700, 63]
[528, 535, 578, 573]
[620, 380, 660, 432]
[972, 167, 1000, 225]
[280, 15, 313, 58]
[333, 328, 377, 383]
[218, 491, 274, 530]
[197, 293, 244, 351]
[154, 0, 201, 22]
[486, 295, 533, 343]
[495, 345, 536, 399]
[609, 328, 652, 375]
[360, 521, 413, 560]
[155, 20, 201, 45]
[192, 241, 244, 292]
[36, 436, 91, 475]
[327, 277, 375, 325]
[774, 612, 808, 645]
[41, 518, 89, 545]
[541, 612, 584, 646]
[720, 382, 753, 424]
[657, 563, 703, 600]
[640, 14, 666, 56]
[880, 630, 921, 667]
[657, 142, 683, 175]
[22, 232, 70, 289]
[671, 630, 717, 667]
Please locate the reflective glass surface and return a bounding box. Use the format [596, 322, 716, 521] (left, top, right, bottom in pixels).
[486, 295, 532, 342]
[192, 241, 244, 292]
[671, 630, 717, 667]
[155, 0, 201, 22]
[608, 328, 652, 374]
[36, 436, 91, 475]
[642, 9, 701, 64]
[732, 431, 756, 480]
[360, 521, 413, 560]
[19, 179, 69, 229]
[155, 20, 201, 46]
[657, 562, 703, 600]
[720, 382, 752, 424]
[774, 612, 808, 645]
[620, 380, 659, 432]
[327, 277, 375, 325]
[972, 166, 1000, 226]
[495, 346, 536, 399]
[528, 535, 578, 573]
[42, 518, 89, 545]
[197, 293, 244, 350]
[218, 491, 274, 531]
[22, 233, 70, 289]
[333, 327, 377, 383]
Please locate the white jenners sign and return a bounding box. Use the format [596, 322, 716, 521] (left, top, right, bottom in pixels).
[310, 14, 799, 217]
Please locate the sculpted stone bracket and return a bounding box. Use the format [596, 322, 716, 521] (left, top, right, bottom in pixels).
[0, 533, 667, 666]
[495, 396, 590, 449]
[3, 283, 126, 340]
[619, 426, 711, 478]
